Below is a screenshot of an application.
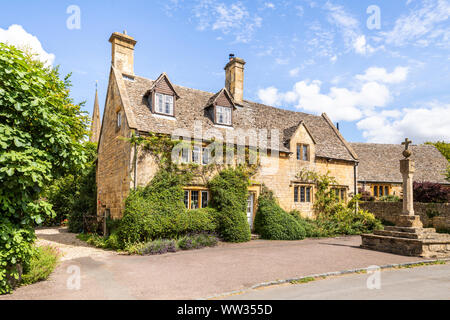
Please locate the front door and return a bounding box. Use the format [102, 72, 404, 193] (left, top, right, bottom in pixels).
[246, 194, 254, 228]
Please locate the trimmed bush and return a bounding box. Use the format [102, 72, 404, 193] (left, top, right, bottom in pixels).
[254, 189, 306, 240]
[116, 170, 219, 246]
[413, 182, 449, 203]
[208, 168, 251, 243]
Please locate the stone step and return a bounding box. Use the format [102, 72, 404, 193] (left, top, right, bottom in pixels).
[251, 234, 260, 240]
[375, 229, 439, 239]
[384, 226, 436, 234]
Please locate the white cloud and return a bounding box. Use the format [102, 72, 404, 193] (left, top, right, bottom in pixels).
[356, 66, 409, 84]
[0, 24, 55, 67]
[257, 86, 280, 106]
[258, 79, 391, 122]
[264, 2, 275, 9]
[353, 35, 376, 55]
[382, 0, 450, 47]
[289, 67, 300, 77]
[194, 0, 262, 43]
[357, 103, 450, 143]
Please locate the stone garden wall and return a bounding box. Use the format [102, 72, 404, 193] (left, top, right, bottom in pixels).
[360, 201, 450, 232]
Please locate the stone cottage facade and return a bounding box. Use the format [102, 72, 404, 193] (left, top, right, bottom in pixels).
[96, 32, 359, 226]
[351, 143, 449, 199]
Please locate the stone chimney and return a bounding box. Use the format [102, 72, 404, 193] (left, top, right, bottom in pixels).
[109, 31, 137, 75]
[225, 54, 246, 105]
[90, 83, 101, 144]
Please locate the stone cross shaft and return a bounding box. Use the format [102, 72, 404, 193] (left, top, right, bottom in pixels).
[400, 158, 415, 216]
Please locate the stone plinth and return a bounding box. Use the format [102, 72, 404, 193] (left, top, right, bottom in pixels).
[394, 215, 423, 228]
[361, 226, 450, 258]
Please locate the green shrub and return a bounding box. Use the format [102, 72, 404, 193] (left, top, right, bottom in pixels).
[177, 233, 218, 250]
[208, 168, 251, 243]
[21, 245, 60, 285]
[132, 239, 178, 255]
[254, 188, 306, 240]
[0, 219, 35, 294]
[117, 170, 219, 246]
[379, 195, 400, 202]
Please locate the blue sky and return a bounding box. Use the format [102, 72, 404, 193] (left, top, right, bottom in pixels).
[0, 0, 449, 143]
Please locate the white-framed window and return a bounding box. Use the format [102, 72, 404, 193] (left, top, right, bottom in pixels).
[192, 146, 201, 164]
[202, 147, 210, 165]
[155, 93, 174, 116]
[181, 148, 189, 164]
[216, 105, 232, 126]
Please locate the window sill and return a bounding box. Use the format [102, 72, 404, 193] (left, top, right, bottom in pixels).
[152, 113, 176, 121]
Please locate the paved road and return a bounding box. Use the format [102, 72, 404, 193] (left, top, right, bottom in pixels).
[1, 228, 427, 300]
[223, 264, 450, 300]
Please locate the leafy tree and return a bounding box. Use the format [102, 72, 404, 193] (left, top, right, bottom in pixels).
[426, 141, 450, 161]
[426, 141, 450, 182]
[0, 43, 89, 293]
[44, 141, 97, 232]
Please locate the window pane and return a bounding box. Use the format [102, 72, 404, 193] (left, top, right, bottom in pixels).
[374, 186, 378, 197]
[217, 106, 231, 125]
[379, 186, 383, 197]
[184, 191, 189, 209]
[181, 148, 189, 163]
[300, 187, 305, 202]
[385, 186, 389, 196]
[294, 187, 299, 202]
[340, 189, 345, 201]
[306, 187, 311, 202]
[202, 147, 210, 165]
[303, 145, 308, 161]
[201, 191, 208, 208]
[191, 191, 199, 209]
[297, 145, 301, 160]
[192, 146, 200, 163]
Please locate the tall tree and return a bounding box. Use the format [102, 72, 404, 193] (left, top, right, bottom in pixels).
[0, 43, 89, 293]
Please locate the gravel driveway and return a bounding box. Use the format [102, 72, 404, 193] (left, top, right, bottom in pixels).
[1, 227, 425, 300]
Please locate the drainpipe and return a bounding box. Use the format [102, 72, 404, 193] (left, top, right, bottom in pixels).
[134, 132, 139, 190]
[354, 161, 359, 212]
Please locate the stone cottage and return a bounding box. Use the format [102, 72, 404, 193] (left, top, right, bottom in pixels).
[351, 143, 449, 198]
[96, 31, 359, 227]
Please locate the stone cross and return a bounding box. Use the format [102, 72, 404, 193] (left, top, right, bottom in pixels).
[402, 138, 412, 158]
[400, 138, 415, 216]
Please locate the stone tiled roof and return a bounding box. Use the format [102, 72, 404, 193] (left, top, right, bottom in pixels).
[351, 143, 449, 184]
[121, 72, 357, 161]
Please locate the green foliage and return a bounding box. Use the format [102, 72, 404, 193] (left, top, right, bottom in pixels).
[44, 142, 98, 231]
[426, 141, 450, 161]
[177, 233, 218, 250]
[378, 195, 401, 202]
[254, 188, 306, 240]
[426, 141, 450, 182]
[0, 43, 89, 226]
[0, 218, 35, 294]
[21, 245, 60, 285]
[208, 168, 251, 243]
[0, 44, 88, 294]
[116, 170, 218, 246]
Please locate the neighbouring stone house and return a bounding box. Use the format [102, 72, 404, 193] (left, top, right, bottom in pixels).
[96, 31, 359, 227]
[351, 143, 449, 199]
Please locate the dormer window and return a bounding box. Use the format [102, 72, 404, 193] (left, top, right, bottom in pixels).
[216, 105, 232, 126]
[155, 93, 174, 116]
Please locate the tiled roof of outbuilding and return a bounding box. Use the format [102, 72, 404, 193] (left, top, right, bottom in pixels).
[351, 143, 449, 184]
[120, 72, 357, 161]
